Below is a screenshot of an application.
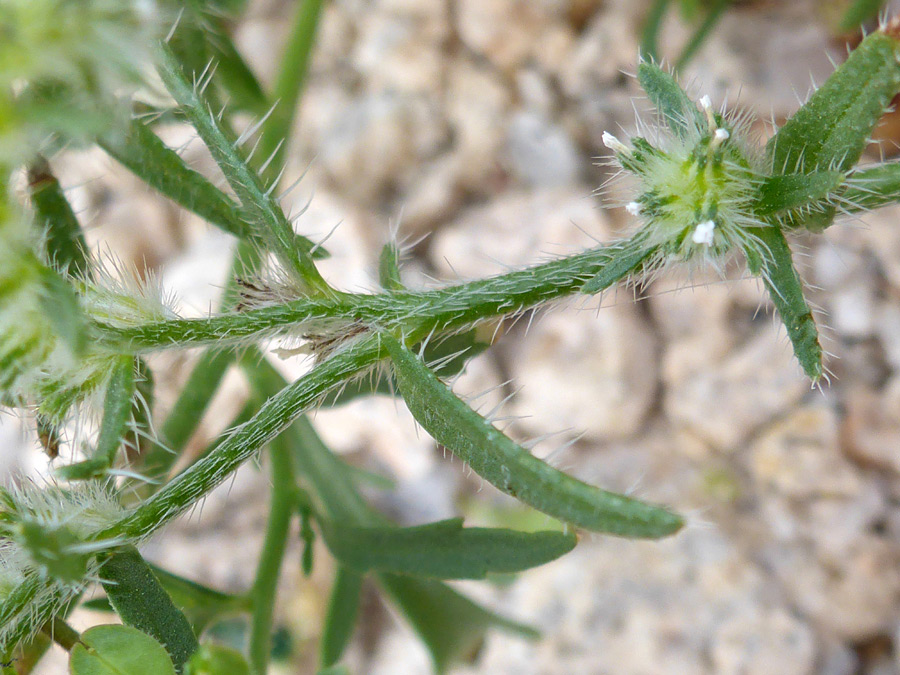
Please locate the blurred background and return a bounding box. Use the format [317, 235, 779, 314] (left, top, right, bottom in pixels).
[6, 0, 900, 672]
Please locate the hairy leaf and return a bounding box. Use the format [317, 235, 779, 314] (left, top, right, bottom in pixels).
[745, 227, 823, 381]
[383, 335, 683, 537]
[100, 547, 199, 673]
[768, 28, 900, 176]
[638, 60, 706, 139]
[754, 171, 845, 217]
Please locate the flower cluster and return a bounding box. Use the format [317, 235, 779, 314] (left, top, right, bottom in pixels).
[602, 93, 767, 271]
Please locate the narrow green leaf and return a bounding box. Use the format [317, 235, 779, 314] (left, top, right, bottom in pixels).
[674, 0, 732, 70]
[320, 518, 576, 579]
[99, 121, 250, 241]
[839, 0, 887, 31]
[378, 242, 404, 291]
[637, 60, 705, 140]
[28, 159, 91, 279]
[95, 357, 137, 465]
[69, 625, 176, 675]
[82, 566, 251, 635]
[37, 266, 88, 357]
[640, 0, 673, 63]
[842, 161, 900, 211]
[768, 27, 900, 177]
[320, 329, 489, 407]
[379, 575, 538, 675]
[100, 548, 199, 673]
[383, 335, 683, 538]
[754, 171, 845, 217]
[149, 565, 252, 634]
[55, 356, 136, 480]
[319, 567, 362, 668]
[745, 227, 823, 381]
[156, 44, 328, 292]
[257, 0, 326, 177]
[243, 360, 544, 674]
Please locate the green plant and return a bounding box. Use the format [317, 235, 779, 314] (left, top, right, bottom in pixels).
[3, 2, 900, 674]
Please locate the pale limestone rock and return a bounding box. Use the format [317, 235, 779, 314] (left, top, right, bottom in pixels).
[430, 187, 609, 279]
[844, 379, 900, 476]
[445, 59, 511, 193]
[746, 405, 860, 499]
[663, 327, 810, 452]
[455, 0, 558, 73]
[352, 7, 448, 95]
[508, 303, 656, 441]
[504, 111, 582, 187]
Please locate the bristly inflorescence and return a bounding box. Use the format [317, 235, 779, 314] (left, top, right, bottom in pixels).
[601, 77, 768, 274]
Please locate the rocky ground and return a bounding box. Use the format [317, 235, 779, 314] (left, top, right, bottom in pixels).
[10, 0, 900, 672]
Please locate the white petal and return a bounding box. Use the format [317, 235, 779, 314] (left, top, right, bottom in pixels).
[602, 131, 629, 154]
[692, 220, 716, 246]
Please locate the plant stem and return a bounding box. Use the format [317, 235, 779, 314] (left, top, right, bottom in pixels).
[96, 242, 641, 352]
[44, 617, 80, 651]
[258, 0, 325, 180]
[248, 437, 296, 675]
[95, 334, 382, 543]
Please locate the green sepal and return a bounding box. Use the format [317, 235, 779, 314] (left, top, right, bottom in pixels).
[378, 242, 404, 291]
[28, 159, 91, 279]
[17, 520, 89, 584]
[383, 334, 683, 538]
[320, 517, 576, 579]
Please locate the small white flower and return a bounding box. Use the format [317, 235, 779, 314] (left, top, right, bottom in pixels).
[692, 220, 717, 246]
[602, 131, 630, 155]
[626, 201, 642, 216]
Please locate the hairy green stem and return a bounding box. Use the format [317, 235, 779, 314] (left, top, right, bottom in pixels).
[95, 335, 382, 543]
[96, 242, 636, 352]
[248, 437, 296, 675]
